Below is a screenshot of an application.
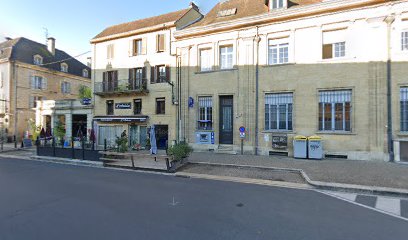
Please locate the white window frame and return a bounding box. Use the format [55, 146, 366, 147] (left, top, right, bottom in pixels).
[199, 48, 212, 72]
[402, 31, 408, 51]
[265, 93, 293, 131]
[219, 45, 234, 70]
[33, 55, 43, 65]
[61, 81, 71, 94]
[61, 63, 68, 72]
[268, 38, 289, 65]
[107, 44, 114, 59]
[32, 76, 44, 90]
[319, 90, 352, 132]
[333, 42, 346, 58]
[198, 96, 213, 130]
[82, 69, 89, 78]
[270, 0, 286, 10]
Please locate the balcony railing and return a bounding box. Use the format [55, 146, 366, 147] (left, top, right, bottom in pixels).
[94, 79, 148, 95]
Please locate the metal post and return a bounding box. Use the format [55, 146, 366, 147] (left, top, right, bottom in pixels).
[82, 137, 85, 160]
[241, 139, 244, 155]
[71, 138, 75, 159]
[14, 135, 17, 149]
[104, 139, 107, 151]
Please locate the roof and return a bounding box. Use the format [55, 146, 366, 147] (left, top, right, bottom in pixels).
[0, 37, 91, 79]
[92, 8, 191, 40]
[189, 0, 322, 28]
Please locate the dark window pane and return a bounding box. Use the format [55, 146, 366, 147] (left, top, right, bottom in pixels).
[334, 103, 344, 130]
[324, 103, 332, 131]
[270, 105, 278, 130]
[279, 104, 286, 129]
[265, 104, 270, 130]
[288, 104, 293, 131]
[345, 102, 351, 131]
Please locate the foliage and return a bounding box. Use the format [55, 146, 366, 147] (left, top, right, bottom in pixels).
[167, 142, 193, 161]
[28, 118, 41, 141]
[115, 136, 128, 153]
[78, 85, 92, 99]
[54, 121, 66, 140]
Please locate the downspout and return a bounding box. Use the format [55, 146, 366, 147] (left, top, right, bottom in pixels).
[385, 15, 395, 162]
[12, 61, 17, 140]
[255, 27, 260, 155]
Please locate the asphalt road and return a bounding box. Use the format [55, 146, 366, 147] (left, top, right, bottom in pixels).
[0, 157, 407, 240]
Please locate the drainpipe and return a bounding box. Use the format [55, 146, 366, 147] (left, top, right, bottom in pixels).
[385, 15, 395, 162]
[12, 61, 17, 141]
[254, 27, 260, 155]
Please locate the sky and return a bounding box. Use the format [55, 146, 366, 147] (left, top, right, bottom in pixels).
[0, 0, 219, 63]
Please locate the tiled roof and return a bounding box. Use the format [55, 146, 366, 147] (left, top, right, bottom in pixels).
[92, 8, 191, 40]
[0, 37, 91, 78]
[190, 0, 322, 28]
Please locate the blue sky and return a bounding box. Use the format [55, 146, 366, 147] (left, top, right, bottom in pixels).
[0, 0, 219, 63]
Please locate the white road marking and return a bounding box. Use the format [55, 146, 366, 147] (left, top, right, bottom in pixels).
[376, 197, 401, 216]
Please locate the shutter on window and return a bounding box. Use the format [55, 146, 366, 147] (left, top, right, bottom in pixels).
[29, 97, 33, 108]
[165, 66, 170, 82]
[142, 38, 147, 55]
[142, 67, 147, 79]
[61, 82, 64, 93]
[30, 75, 35, 89]
[67, 83, 71, 93]
[113, 71, 118, 89]
[129, 40, 133, 57]
[156, 35, 159, 52]
[150, 67, 155, 83]
[161, 34, 165, 51]
[322, 44, 333, 59]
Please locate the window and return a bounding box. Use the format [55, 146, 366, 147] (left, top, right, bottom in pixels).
[133, 39, 146, 56]
[322, 29, 347, 59]
[102, 71, 118, 91]
[402, 31, 408, 51]
[129, 67, 145, 89]
[82, 69, 89, 78]
[198, 97, 213, 130]
[151, 65, 169, 83]
[156, 34, 166, 52]
[401, 87, 408, 131]
[29, 96, 43, 108]
[0, 72, 4, 88]
[33, 55, 43, 65]
[61, 63, 68, 72]
[268, 41, 289, 65]
[106, 100, 114, 115]
[200, 48, 212, 71]
[61, 82, 71, 94]
[107, 44, 114, 59]
[31, 76, 46, 90]
[134, 99, 142, 115]
[265, 93, 293, 131]
[319, 90, 352, 132]
[271, 0, 285, 9]
[220, 45, 233, 69]
[156, 98, 165, 114]
[98, 126, 123, 146]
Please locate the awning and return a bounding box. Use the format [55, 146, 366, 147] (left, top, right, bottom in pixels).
[94, 116, 149, 123]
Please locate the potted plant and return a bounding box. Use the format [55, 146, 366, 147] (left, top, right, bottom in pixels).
[115, 136, 128, 153]
[54, 121, 66, 146]
[78, 85, 92, 105]
[167, 142, 193, 162]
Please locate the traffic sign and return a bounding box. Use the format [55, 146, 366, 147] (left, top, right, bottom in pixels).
[239, 126, 245, 133]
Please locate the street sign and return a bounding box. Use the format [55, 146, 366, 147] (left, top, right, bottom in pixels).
[239, 126, 245, 133]
[240, 132, 246, 139]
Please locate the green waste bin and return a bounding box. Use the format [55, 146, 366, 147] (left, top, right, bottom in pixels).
[308, 136, 323, 160]
[293, 136, 307, 159]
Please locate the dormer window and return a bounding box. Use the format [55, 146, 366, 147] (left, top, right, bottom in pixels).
[61, 63, 68, 72]
[33, 55, 43, 65]
[270, 0, 286, 10]
[82, 69, 89, 78]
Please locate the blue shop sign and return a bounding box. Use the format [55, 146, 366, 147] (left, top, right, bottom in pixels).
[115, 102, 132, 109]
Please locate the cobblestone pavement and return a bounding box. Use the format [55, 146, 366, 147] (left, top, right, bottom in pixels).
[188, 152, 408, 190]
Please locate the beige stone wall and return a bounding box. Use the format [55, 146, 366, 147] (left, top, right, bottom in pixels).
[8, 62, 91, 139]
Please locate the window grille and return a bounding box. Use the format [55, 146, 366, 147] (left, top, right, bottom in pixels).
[265, 93, 293, 131]
[198, 97, 213, 130]
[319, 90, 352, 131]
[401, 87, 408, 131]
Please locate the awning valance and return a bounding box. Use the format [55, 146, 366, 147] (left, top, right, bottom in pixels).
[94, 116, 148, 123]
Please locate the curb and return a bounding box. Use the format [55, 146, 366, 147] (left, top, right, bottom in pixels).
[188, 162, 408, 198]
[30, 156, 104, 167]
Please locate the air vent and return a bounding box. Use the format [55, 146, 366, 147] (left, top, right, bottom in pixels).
[269, 151, 288, 156]
[217, 8, 237, 18]
[325, 154, 348, 159]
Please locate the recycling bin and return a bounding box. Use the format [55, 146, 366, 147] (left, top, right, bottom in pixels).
[293, 136, 308, 159]
[308, 136, 323, 160]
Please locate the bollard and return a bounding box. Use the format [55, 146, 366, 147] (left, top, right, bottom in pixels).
[82, 138, 85, 160]
[104, 139, 107, 151]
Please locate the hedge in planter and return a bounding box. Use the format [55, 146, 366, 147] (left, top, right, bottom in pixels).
[167, 142, 193, 161]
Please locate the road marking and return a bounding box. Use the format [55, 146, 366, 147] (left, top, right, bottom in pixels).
[376, 197, 401, 216]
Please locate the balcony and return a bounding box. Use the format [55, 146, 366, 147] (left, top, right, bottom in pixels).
[94, 79, 148, 97]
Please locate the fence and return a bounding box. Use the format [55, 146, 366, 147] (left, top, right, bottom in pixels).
[36, 137, 110, 162]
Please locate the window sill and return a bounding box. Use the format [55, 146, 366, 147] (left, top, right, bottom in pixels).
[195, 68, 237, 74]
[262, 130, 294, 134]
[262, 63, 295, 68]
[315, 131, 356, 136]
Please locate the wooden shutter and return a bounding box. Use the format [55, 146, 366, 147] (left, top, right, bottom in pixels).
[129, 40, 133, 57]
[30, 75, 35, 89]
[156, 35, 159, 52]
[322, 44, 333, 59]
[42, 77, 47, 90]
[113, 71, 118, 89]
[142, 38, 147, 55]
[67, 83, 71, 93]
[142, 67, 146, 79]
[157, 34, 165, 52]
[161, 34, 165, 51]
[165, 66, 170, 82]
[150, 67, 155, 83]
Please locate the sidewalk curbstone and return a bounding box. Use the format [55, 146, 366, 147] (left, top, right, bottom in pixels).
[187, 162, 408, 198]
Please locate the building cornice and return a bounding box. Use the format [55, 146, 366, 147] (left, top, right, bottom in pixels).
[174, 0, 388, 39]
[90, 22, 176, 44]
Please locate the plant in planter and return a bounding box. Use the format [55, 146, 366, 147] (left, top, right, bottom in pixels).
[27, 118, 41, 142]
[115, 136, 128, 153]
[167, 142, 193, 161]
[78, 85, 92, 104]
[54, 121, 66, 146]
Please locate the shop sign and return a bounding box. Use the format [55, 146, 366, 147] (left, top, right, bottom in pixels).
[115, 102, 131, 109]
[272, 135, 288, 149]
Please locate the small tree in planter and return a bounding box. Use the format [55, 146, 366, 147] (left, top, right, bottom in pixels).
[115, 136, 128, 153]
[54, 121, 66, 146]
[167, 142, 193, 162]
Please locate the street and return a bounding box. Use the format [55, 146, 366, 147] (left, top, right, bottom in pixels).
[0, 157, 407, 240]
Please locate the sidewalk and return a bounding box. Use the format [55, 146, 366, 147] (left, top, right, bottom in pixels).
[187, 152, 408, 191]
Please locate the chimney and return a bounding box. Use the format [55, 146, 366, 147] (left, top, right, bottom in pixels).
[47, 37, 55, 55]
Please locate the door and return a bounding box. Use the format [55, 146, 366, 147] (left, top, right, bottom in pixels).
[130, 125, 148, 149]
[219, 96, 233, 144]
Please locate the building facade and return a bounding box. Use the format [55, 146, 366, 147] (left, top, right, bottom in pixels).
[0, 37, 91, 141]
[91, 3, 202, 148]
[172, 0, 408, 161]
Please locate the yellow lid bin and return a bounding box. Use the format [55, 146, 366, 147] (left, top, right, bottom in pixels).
[308, 136, 322, 141]
[294, 135, 307, 141]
